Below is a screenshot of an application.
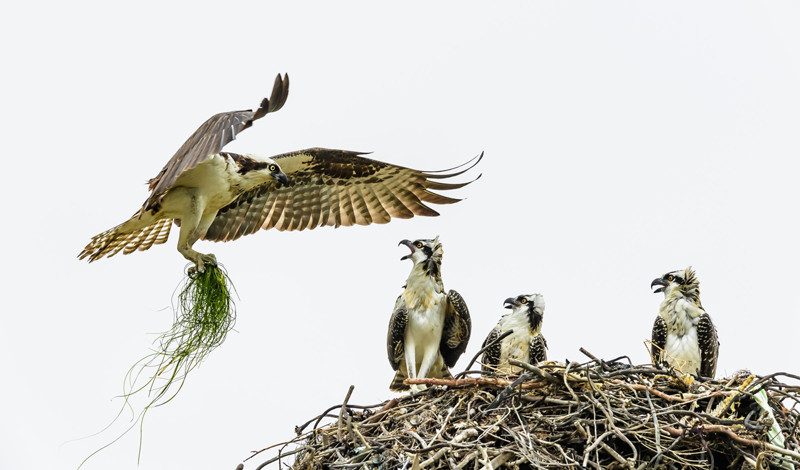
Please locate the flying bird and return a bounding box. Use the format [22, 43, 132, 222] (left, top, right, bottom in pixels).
[650, 267, 720, 377]
[79, 74, 482, 272]
[481, 294, 548, 375]
[387, 237, 471, 391]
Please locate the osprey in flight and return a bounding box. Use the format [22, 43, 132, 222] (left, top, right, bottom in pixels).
[651, 267, 720, 377]
[387, 238, 471, 391]
[481, 294, 548, 375]
[79, 74, 482, 272]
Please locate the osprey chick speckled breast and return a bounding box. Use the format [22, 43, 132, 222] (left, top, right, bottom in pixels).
[481, 294, 548, 375]
[387, 237, 471, 391]
[79, 74, 482, 272]
[650, 267, 720, 377]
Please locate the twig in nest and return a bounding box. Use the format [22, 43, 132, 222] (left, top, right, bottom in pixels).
[457, 329, 514, 377]
[337, 385, 355, 442]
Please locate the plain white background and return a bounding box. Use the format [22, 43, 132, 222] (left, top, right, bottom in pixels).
[2, 2, 799, 469]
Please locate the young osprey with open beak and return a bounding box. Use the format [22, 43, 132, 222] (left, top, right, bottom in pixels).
[386, 237, 471, 392]
[481, 294, 548, 375]
[650, 267, 720, 377]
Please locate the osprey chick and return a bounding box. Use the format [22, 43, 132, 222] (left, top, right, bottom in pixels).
[651, 267, 720, 377]
[387, 238, 471, 391]
[481, 294, 548, 375]
[79, 74, 482, 272]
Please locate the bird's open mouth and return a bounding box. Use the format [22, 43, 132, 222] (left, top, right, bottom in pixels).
[651, 278, 667, 293]
[399, 240, 414, 260]
[504, 297, 520, 309]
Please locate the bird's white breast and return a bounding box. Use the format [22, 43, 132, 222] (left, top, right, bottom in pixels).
[402, 275, 446, 361]
[660, 297, 702, 374]
[497, 311, 535, 373]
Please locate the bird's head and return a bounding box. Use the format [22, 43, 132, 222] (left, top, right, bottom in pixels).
[399, 237, 443, 276]
[504, 294, 545, 330]
[265, 159, 289, 187]
[651, 267, 700, 301]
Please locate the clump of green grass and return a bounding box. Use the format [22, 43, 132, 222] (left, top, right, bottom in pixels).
[80, 265, 237, 467]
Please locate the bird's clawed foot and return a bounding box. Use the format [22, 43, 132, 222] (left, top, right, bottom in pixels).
[188, 253, 218, 276]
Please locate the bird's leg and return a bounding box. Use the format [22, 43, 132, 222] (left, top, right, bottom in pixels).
[416, 348, 440, 385]
[405, 344, 425, 392]
[177, 197, 217, 273]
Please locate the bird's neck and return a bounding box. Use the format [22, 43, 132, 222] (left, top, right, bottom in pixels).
[403, 263, 444, 311]
[659, 291, 702, 336]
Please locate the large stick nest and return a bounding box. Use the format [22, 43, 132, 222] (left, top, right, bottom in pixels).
[249, 354, 800, 470]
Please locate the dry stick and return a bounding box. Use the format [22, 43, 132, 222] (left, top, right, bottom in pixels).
[254, 447, 306, 470]
[663, 425, 800, 462]
[508, 359, 561, 385]
[458, 329, 514, 375]
[405, 377, 547, 389]
[645, 387, 662, 462]
[337, 385, 355, 442]
[575, 422, 633, 469]
[481, 372, 534, 415]
[579, 347, 611, 372]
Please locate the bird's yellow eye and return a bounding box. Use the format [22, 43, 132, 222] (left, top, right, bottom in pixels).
[269, 164, 277, 172]
[520, 298, 527, 304]
[667, 275, 674, 281]
[416, 242, 423, 248]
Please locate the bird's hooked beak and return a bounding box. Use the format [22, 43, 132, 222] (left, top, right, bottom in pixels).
[274, 170, 289, 187]
[399, 239, 414, 260]
[503, 297, 520, 309]
[651, 278, 668, 294]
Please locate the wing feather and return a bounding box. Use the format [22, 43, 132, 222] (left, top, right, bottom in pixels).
[203, 148, 482, 240]
[651, 316, 668, 365]
[440, 290, 472, 368]
[481, 326, 503, 373]
[387, 296, 408, 370]
[697, 313, 719, 378]
[529, 334, 548, 364]
[143, 74, 289, 213]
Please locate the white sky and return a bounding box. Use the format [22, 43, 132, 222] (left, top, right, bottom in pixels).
[2, 2, 800, 469]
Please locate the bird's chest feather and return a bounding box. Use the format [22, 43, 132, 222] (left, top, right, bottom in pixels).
[498, 313, 535, 365]
[660, 298, 699, 337]
[403, 277, 446, 344]
[659, 297, 701, 372]
[168, 155, 263, 212]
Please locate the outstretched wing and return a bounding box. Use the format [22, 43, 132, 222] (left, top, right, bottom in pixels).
[440, 290, 472, 368]
[387, 296, 408, 371]
[651, 316, 667, 365]
[697, 313, 719, 378]
[480, 326, 503, 373]
[143, 74, 290, 213]
[529, 334, 548, 364]
[203, 148, 483, 241]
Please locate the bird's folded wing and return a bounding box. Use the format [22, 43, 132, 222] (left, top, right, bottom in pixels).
[481, 326, 503, 372]
[697, 313, 719, 378]
[651, 316, 668, 363]
[387, 297, 408, 370]
[144, 74, 289, 212]
[440, 289, 472, 368]
[203, 148, 482, 241]
[529, 334, 548, 364]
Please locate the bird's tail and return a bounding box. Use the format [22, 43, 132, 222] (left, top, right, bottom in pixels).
[78, 215, 172, 262]
[389, 369, 409, 392]
[389, 364, 453, 391]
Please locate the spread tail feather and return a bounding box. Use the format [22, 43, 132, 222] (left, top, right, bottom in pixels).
[79, 216, 172, 262]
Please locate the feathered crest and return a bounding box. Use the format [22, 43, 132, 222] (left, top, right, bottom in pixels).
[421, 236, 444, 280]
[430, 235, 443, 264]
[680, 266, 702, 306]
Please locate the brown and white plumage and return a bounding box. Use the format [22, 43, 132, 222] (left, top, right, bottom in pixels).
[387, 238, 471, 391]
[481, 294, 548, 375]
[79, 74, 482, 271]
[650, 267, 720, 377]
